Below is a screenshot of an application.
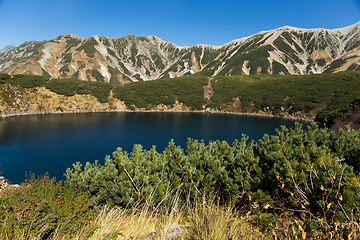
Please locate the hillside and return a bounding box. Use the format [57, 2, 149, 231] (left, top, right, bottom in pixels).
[0, 22, 359, 82]
[1, 72, 360, 129]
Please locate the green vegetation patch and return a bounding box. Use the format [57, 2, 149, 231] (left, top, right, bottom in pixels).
[42, 70, 51, 79]
[118, 60, 131, 75]
[76, 37, 97, 58]
[272, 60, 289, 74]
[45, 78, 113, 103]
[65, 36, 82, 48]
[108, 66, 120, 84]
[207, 72, 360, 124]
[219, 45, 273, 75]
[346, 63, 359, 71]
[91, 69, 105, 82]
[152, 52, 166, 69]
[316, 58, 327, 67]
[0, 73, 11, 83]
[324, 58, 347, 73]
[71, 71, 79, 79]
[0, 175, 95, 239]
[63, 53, 72, 64]
[201, 48, 221, 65]
[60, 64, 70, 73]
[11, 74, 49, 88]
[114, 75, 208, 110]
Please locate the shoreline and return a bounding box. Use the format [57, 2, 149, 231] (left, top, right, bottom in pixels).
[0, 108, 316, 123]
[0, 109, 317, 185]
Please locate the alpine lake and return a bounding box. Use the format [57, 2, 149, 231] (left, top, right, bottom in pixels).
[0, 112, 312, 184]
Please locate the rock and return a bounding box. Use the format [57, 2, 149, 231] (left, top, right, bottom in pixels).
[166, 227, 187, 240]
[140, 227, 188, 240]
[140, 235, 153, 240]
[0, 176, 5, 186]
[0, 176, 20, 192]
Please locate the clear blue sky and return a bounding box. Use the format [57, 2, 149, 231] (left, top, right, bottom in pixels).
[0, 0, 359, 49]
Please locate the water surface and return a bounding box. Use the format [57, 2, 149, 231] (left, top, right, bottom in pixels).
[0, 112, 310, 183]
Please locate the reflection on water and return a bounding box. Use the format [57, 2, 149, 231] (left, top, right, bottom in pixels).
[0, 112, 310, 183]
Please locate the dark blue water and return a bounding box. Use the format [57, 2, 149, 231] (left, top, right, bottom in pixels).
[0, 112, 310, 184]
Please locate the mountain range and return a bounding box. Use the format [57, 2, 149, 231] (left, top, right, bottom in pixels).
[0, 21, 359, 83]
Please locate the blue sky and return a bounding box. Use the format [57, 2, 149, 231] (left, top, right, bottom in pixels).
[0, 0, 359, 49]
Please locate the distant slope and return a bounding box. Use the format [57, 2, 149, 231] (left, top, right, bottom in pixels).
[0, 22, 359, 83]
[116, 71, 360, 125]
[1, 72, 360, 128]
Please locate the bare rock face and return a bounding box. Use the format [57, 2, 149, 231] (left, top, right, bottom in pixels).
[0, 45, 16, 54]
[0, 22, 359, 82]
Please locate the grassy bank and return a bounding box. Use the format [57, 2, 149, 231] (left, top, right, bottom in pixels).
[0, 177, 269, 239]
[3, 176, 351, 240]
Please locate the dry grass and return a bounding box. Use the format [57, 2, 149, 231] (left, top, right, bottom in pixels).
[7, 189, 359, 239]
[70, 196, 269, 240]
[182, 196, 267, 240]
[4, 196, 360, 239]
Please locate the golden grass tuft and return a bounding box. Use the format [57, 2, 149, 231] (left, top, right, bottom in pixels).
[76, 195, 268, 240]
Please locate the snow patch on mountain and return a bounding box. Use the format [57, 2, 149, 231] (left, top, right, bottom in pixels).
[242, 61, 250, 75]
[38, 44, 54, 69]
[94, 36, 109, 57]
[97, 60, 110, 82]
[212, 62, 226, 76]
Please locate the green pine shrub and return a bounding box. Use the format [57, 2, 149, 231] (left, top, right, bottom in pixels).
[11, 74, 49, 88]
[45, 78, 113, 103]
[76, 37, 97, 58]
[65, 123, 360, 238]
[64, 135, 260, 208]
[253, 123, 360, 237]
[115, 75, 208, 110]
[0, 73, 11, 82]
[0, 174, 96, 239]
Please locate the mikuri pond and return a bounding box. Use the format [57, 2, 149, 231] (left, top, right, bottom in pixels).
[0, 112, 312, 183]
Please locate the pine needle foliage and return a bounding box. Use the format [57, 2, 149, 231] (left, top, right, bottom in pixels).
[65, 123, 360, 238]
[115, 75, 208, 110]
[0, 174, 96, 239]
[44, 78, 113, 103]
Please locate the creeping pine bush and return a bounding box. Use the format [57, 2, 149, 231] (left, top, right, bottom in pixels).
[65, 136, 260, 207]
[0, 174, 96, 239]
[65, 123, 360, 238]
[254, 124, 360, 238]
[45, 78, 113, 103]
[0, 73, 11, 83]
[11, 74, 49, 88]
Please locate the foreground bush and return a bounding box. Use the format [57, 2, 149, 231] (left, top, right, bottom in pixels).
[65, 135, 259, 207]
[65, 123, 360, 238]
[0, 174, 96, 239]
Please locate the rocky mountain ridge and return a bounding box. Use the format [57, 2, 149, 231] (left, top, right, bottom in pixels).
[0, 22, 359, 83]
[0, 45, 15, 54]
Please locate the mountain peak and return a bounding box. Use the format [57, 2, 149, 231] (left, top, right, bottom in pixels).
[0, 22, 359, 81]
[0, 45, 16, 54]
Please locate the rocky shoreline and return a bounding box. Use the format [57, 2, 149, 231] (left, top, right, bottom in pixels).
[0, 108, 316, 123]
[0, 176, 20, 195]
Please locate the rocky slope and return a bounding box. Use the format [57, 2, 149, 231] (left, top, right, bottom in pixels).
[0, 83, 127, 116]
[0, 22, 359, 83]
